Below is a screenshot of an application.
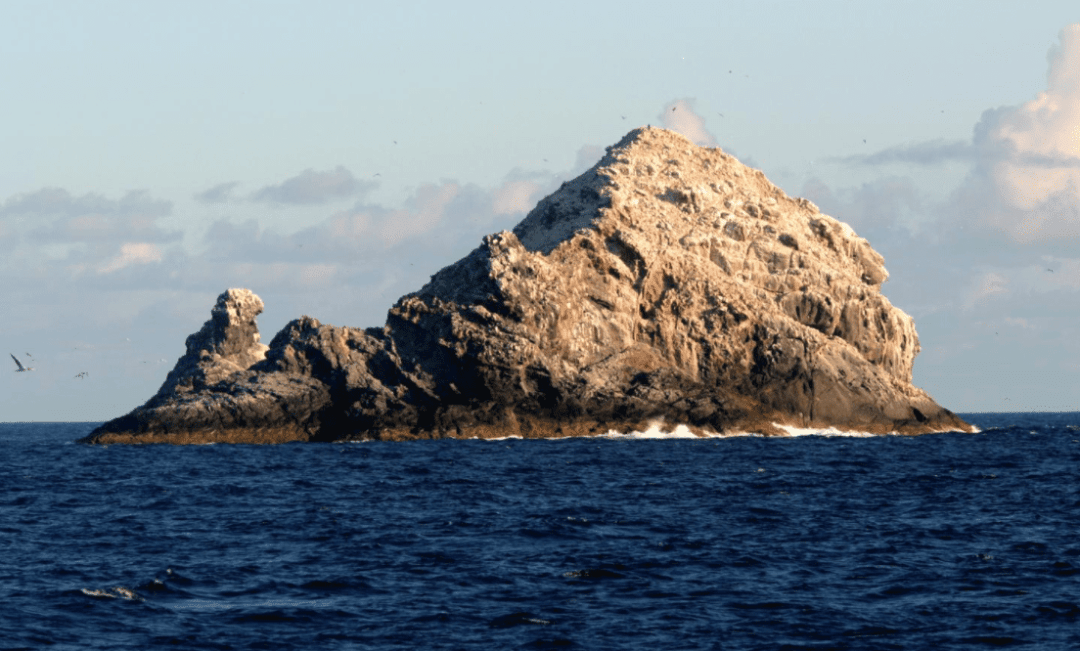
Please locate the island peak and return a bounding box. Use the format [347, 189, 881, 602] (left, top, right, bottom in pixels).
[81, 128, 971, 444]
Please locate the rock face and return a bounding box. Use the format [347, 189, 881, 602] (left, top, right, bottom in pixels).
[81, 127, 972, 444]
[154, 288, 270, 399]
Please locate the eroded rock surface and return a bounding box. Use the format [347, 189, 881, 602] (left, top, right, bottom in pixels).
[82, 127, 971, 444]
[154, 288, 269, 398]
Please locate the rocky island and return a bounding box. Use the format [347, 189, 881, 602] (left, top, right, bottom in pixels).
[81, 127, 972, 444]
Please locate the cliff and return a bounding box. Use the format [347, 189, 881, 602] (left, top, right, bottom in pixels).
[81, 127, 972, 444]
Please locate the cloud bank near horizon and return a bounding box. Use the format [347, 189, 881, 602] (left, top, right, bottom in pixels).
[3, 64, 1080, 416]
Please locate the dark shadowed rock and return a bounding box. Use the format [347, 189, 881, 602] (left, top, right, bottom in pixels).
[81, 127, 972, 444]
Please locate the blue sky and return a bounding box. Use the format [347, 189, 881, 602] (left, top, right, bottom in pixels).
[2, 1, 1079, 421]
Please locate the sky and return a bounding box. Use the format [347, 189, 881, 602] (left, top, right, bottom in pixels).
[2, 1, 1079, 421]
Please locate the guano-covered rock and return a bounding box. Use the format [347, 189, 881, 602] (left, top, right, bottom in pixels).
[81, 127, 972, 444]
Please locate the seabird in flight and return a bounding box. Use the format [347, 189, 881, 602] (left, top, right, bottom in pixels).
[10, 354, 34, 372]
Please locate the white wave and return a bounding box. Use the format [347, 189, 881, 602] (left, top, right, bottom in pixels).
[771, 423, 879, 438]
[464, 420, 980, 441]
[470, 422, 721, 441]
[601, 421, 725, 440]
[772, 423, 980, 437]
[81, 586, 142, 600]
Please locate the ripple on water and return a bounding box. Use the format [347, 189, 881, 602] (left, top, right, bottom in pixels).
[3, 418, 1080, 649]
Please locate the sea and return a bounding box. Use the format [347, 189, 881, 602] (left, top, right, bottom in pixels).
[3, 413, 1080, 650]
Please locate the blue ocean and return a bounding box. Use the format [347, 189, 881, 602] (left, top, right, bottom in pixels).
[4, 413, 1080, 650]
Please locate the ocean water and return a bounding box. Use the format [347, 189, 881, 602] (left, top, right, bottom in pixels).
[4, 413, 1080, 650]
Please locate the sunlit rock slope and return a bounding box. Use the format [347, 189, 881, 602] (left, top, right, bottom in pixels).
[81, 127, 972, 444]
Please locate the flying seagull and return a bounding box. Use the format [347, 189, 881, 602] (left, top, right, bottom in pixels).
[10, 354, 34, 372]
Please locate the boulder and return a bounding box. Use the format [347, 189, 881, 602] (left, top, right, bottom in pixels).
[81, 127, 972, 444]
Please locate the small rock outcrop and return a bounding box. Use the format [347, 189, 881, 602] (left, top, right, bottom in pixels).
[81, 127, 972, 444]
[154, 288, 269, 399]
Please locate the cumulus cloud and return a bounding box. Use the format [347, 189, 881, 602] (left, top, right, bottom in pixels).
[820, 25, 1080, 244]
[325, 181, 460, 247]
[194, 181, 240, 204]
[992, 26, 1080, 197]
[382, 183, 461, 245]
[0, 188, 178, 244]
[97, 242, 165, 274]
[251, 166, 377, 205]
[660, 98, 719, 147]
[1, 187, 171, 220]
[973, 25, 1080, 241]
[492, 180, 542, 215]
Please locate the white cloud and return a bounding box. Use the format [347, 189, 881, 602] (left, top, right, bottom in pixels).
[96, 242, 164, 274]
[194, 181, 240, 204]
[0, 187, 171, 221]
[821, 25, 1080, 245]
[379, 182, 460, 245]
[0, 188, 179, 251]
[992, 26, 1080, 204]
[324, 181, 462, 248]
[983, 25, 1080, 242]
[964, 271, 1010, 308]
[659, 98, 718, 148]
[492, 180, 542, 215]
[251, 166, 377, 205]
